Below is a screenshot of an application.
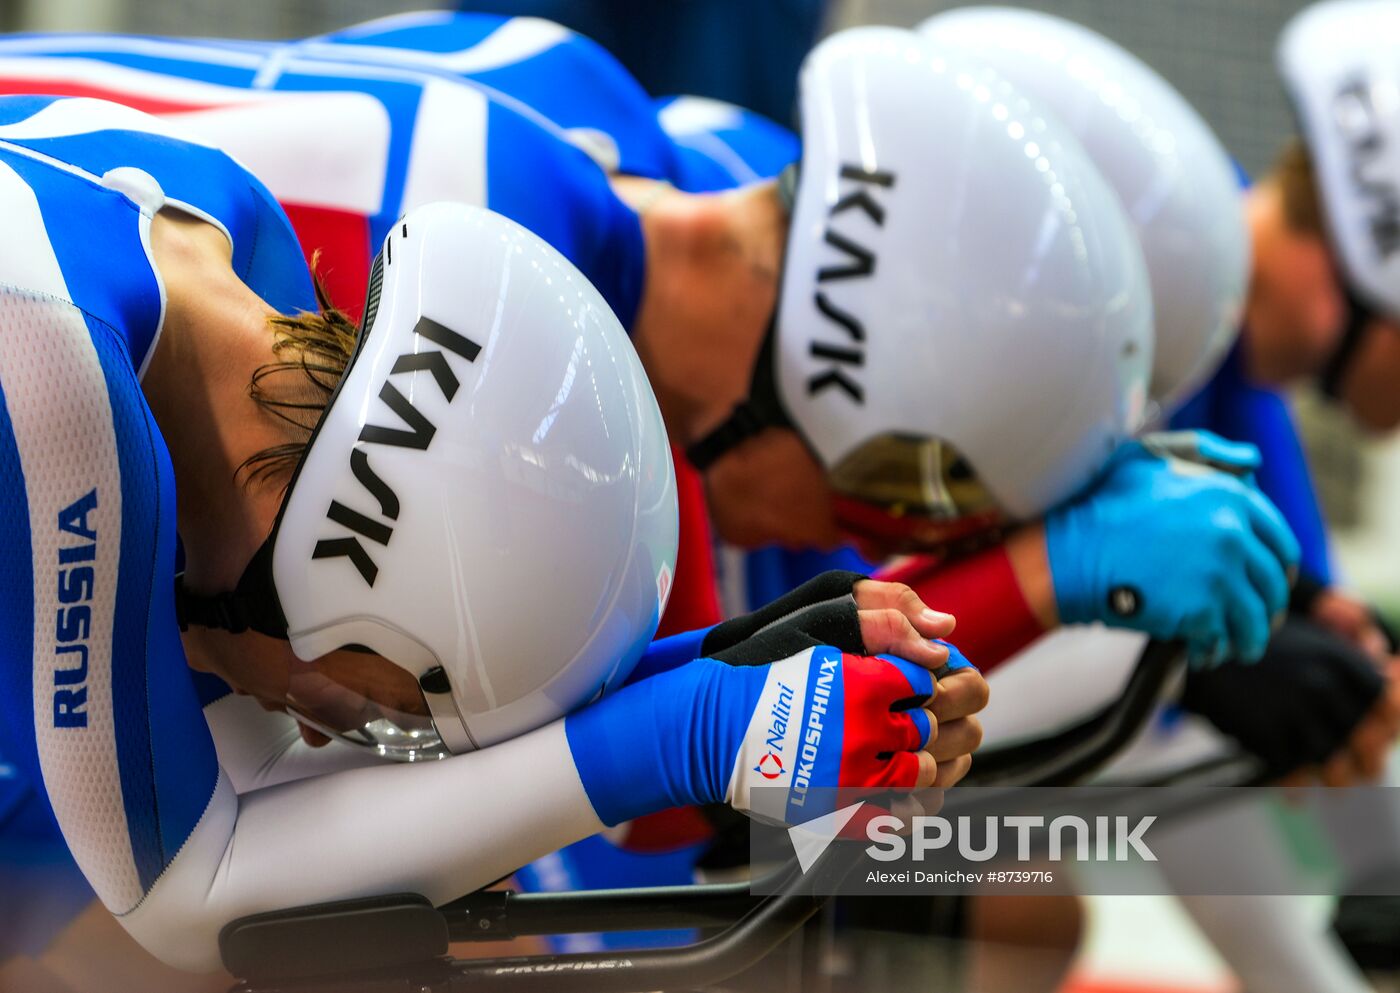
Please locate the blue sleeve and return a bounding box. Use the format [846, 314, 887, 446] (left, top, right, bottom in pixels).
[740, 545, 877, 614]
[622, 626, 713, 685]
[1234, 394, 1332, 585]
[568, 658, 752, 825]
[1171, 346, 1334, 584]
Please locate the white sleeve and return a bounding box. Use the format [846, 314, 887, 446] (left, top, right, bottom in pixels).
[203, 693, 385, 793]
[121, 721, 604, 972]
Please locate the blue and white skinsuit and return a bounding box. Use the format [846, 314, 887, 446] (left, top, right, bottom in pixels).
[0, 97, 641, 970]
[0, 11, 1332, 963]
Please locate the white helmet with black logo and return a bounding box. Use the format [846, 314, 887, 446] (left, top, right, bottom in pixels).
[1278, 0, 1400, 320]
[688, 28, 1153, 552]
[179, 202, 678, 759]
[921, 6, 1249, 413]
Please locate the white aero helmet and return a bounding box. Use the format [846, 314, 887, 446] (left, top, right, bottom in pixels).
[688, 28, 1152, 551]
[1278, 1, 1400, 335]
[178, 202, 677, 759]
[920, 7, 1249, 413]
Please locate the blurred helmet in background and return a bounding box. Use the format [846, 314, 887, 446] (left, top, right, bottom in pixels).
[1277, 0, 1400, 321]
[922, 6, 1250, 415]
[688, 27, 1152, 553]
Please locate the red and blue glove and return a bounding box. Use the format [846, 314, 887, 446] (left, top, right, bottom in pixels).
[566, 645, 951, 827]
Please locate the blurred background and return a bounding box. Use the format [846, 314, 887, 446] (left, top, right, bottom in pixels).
[0, 3, 1393, 989]
[0, 0, 1310, 175]
[1, 0, 1325, 176]
[14, 0, 1381, 620]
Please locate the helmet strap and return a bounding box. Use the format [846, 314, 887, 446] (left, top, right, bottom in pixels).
[1318, 286, 1377, 399]
[176, 251, 390, 640]
[685, 325, 797, 470]
[174, 535, 289, 638]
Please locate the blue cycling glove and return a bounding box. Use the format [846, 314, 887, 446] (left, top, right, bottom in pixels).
[1140, 430, 1263, 476]
[565, 646, 939, 827]
[1045, 432, 1300, 667]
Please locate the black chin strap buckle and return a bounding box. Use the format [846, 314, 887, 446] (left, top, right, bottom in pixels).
[175, 575, 251, 634]
[210, 595, 250, 635]
[173, 538, 289, 639]
[684, 321, 801, 471]
[686, 401, 770, 471]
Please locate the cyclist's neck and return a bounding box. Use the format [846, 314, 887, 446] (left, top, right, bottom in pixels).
[141, 207, 288, 596]
[618, 178, 785, 448]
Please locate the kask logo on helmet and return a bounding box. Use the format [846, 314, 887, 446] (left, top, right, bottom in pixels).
[806, 163, 897, 405]
[312, 316, 483, 586]
[1333, 75, 1400, 261]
